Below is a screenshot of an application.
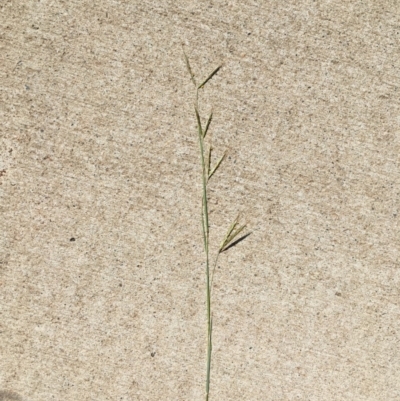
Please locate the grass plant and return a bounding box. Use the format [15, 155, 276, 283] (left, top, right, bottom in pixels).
[183, 48, 248, 401]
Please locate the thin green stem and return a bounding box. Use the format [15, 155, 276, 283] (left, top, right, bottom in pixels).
[195, 87, 213, 401]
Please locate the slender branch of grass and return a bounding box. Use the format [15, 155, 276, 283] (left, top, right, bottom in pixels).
[183, 45, 197, 86]
[196, 106, 212, 401]
[206, 142, 212, 178]
[203, 111, 213, 139]
[198, 65, 222, 89]
[183, 48, 247, 401]
[208, 150, 226, 182]
[219, 214, 247, 253]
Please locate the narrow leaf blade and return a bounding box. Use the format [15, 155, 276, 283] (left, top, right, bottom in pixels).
[208, 151, 226, 181]
[195, 106, 203, 138]
[203, 111, 213, 138]
[183, 47, 196, 86]
[198, 65, 222, 89]
[206, 144, 212, 177]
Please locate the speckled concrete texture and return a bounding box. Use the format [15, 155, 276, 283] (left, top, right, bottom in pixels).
[1, 1, 400, 400]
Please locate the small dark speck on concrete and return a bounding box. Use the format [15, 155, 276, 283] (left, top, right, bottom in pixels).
[70, 237, 76, 242]
[151, 352, 156, 357]
[0, 390, 23, 401]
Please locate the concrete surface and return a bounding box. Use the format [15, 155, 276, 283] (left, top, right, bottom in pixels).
[1, 1, 400, 400]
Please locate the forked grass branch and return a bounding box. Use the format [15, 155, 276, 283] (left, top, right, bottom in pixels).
[183, 46, 248, 401]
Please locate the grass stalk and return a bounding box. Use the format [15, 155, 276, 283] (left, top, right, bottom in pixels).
[183, 47, 247, 401]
